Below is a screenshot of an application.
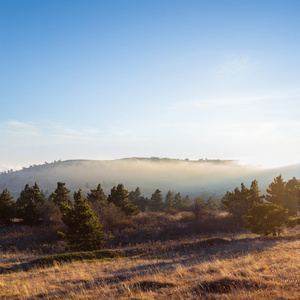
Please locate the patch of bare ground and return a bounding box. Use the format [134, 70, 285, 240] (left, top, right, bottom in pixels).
[1, 227, 300, 299]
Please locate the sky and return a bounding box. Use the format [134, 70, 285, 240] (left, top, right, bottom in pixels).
[1, 0, 300, 170]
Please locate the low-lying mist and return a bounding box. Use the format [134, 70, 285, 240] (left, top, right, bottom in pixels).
[0, 158, 299, 199]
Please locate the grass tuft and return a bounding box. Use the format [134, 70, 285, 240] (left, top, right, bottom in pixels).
[202, 237, 231, 246]
[196, 277, 269, 294]
[133, 280, 176, 291]
[30, 250, 119, 267]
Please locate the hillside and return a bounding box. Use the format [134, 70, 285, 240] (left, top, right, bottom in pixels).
[0, 158, 299, 198]
[1, 226, 300, 299]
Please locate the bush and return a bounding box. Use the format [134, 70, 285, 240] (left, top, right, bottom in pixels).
[92, 202, 134, 232]
[243, 202, 291, 236]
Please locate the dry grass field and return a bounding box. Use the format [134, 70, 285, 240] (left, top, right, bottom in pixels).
[1, 225, 300, 299]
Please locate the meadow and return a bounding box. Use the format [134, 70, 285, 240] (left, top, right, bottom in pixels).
[0, 211, 299, 299]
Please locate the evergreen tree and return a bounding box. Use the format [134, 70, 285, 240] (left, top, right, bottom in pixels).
[134, 196, 149, 212]
[181, 195, 192, 211]
[129, 187, 141, 204]
[165, 190, 174, 208]
[221, 180, 262, 223]
[16, 183, 48, 224]
[149, 189, 164, 211]
[174, 192, 183, 210]
[108, 184, 139, 217]
[191, 196, 205, 220]
[205, 196, 219, 211]
[221, 183, 249, 220]
[248, 179, 262, 205]
[58, 189, 106, 251]
[87, 184, 107, 205]
[49, 182, 71, 207]
[285, 177, 300, 215]
[265, 174, 286, 206]
[129, 187, 149, 212]
[108, 185, 125, 208]
[243, 202, 291, 236]
[0, 189, 15, 224]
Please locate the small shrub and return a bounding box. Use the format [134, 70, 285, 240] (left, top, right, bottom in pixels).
[93, 203, 134, 232]
[164, 207, 179, 215]
[180, 211, 195, 222]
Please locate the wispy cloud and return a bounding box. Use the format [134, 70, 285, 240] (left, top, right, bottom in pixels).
[161, 122, 204, 130]
[109, 128, 132, 137]
[0, 121, 144, 145]
[172, 88, 300, 110]
[48, 126, 102, 142]
[2, 121, 41, 138]
[0, 121, 103, 144]
[213, 54, 253, 76]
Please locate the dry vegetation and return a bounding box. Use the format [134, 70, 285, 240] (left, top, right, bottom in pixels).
[0, 211, 299, 299]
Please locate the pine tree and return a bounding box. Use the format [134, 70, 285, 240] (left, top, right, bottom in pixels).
[243, 202, 290, 236]
[265, 174, 286, 206]
[128, 187, 149, 212]
[108, 184, 139, 217]
[191, 196, 205, 220]
[128, 187, 141, 204]
[165, 190, 174, 208]
[248, 179, 262, 205]
[149, 189, 164, 211]
[49, 182, 71, 207]
[58, 189, 106, 251]
[221, 180, 262, 223]
[0, 189, 15, 224]
[87, 184, 107, 205]
[181, 195, 192, 211]
[221, 184, 248, 220]
[174, 192, 183, 210]
[285, 177, 300, 215]
[205, 196, 219, 211]
[16, 183, 48, 224]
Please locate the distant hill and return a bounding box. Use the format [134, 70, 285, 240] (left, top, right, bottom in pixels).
[0, 158, 299, 199]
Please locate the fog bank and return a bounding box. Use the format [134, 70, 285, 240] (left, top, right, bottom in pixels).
[0, 158, 299, 198]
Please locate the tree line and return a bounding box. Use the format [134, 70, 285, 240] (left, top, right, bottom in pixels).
[0, 182, 220, 226]
[0, 174, 299, 249]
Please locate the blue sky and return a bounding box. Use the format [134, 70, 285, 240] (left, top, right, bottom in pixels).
[1, 0, 300, 170]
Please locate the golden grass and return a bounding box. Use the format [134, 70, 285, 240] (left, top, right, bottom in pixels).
[1, 230, 300, 299]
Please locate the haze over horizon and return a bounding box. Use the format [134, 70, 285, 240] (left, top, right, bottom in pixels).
[1, 1, 300, 171]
